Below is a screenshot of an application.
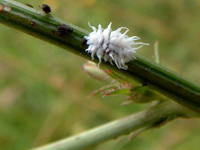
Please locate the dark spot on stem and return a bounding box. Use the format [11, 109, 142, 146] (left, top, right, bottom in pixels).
[41, 4, 51, 14]
[52, 30, 56, 35]
[57, 24, 73, 37]
[142, 81, 148, 86]
[82, 38, 88, 47]
[25, 4, 33, 8]
[30, 21, 36, 27]
[152, 117, 168, 128]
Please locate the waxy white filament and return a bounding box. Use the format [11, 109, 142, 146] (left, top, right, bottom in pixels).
[85, 23, 148, 70]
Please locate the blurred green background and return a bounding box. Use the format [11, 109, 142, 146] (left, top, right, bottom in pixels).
[0, 0, 200, 150]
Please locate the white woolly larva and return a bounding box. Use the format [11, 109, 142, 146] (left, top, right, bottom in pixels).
[85, 23, 149, 70]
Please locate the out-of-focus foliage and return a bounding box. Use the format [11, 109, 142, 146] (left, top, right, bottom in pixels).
[0, 0, 200, 150]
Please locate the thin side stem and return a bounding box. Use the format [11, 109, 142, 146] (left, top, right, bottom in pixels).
[0, 0, 200, 113]
[32, 101, 188, 150]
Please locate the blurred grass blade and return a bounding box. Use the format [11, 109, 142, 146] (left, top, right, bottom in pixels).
[0, 0, 200, 113]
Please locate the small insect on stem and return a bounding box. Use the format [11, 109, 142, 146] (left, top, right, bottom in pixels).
[57, 24, 73, 36]
[85, 23, 149, 70]
[41, 4, 51, 14]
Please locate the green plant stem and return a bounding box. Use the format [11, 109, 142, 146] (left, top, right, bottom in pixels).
[0, 0, 200, 113]
[32, 101, 189, 150]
